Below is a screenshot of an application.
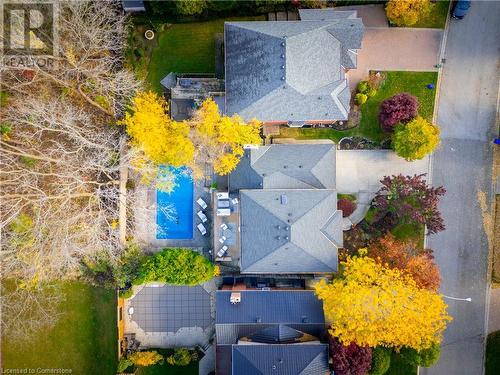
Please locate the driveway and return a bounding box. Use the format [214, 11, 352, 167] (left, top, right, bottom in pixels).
[419, 2, 500, 375]
[348, 28, 442, 90]
[335, 150, 429, 193]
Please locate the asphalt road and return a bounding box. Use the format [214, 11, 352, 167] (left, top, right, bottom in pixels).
[421, 2, 500, 375]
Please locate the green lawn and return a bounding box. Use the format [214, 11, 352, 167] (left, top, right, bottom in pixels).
[133, 16, 264, 93]
[2, 282, 118, 375]
[486, 331, 500, 375]
[413, 1, 450, 29]
[136, 349, 199, 375]
[277, 71, 438, 144]
[385, 352, 418, 375]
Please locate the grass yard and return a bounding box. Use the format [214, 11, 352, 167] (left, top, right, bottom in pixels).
[128, 16, 265, 93]
[2, 282, 118, 375]
[136, 349, 199, 375]
[413, 1, 450, 29]
[486, 331, 500, 375]
[277, 71, 438, 144]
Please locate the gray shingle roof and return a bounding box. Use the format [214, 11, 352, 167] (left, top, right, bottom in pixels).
[232, 344, 329, 375]
[239, 189, 341, 273]
[224, 18, 364, 122]
[229, 144, 336, 192]
[249, 325, 305, 344]
[216, 290, 325, 325]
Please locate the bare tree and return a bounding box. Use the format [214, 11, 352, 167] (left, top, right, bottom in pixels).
[0, 0, 142, 340]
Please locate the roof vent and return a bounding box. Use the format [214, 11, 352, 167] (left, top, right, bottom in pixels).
[281, 42, 285, 46]
[285, 236, 289, 240]
[230, 292, 241, 304]
[281, 76, 285, 81]
[276, 236, 281, 240]
[318, 96, 322, 100]
[298, 165, 303, 168]
[281, 65, 285, 69]
[280, 194, 288, 205]
[280, 54, 285, 59]
[256, 317, 262, 323]
[272, 365, 277, 370]
[283, 165, 287, 169]
[284, 226, 289, 230]
[287, 213, 292, 217]
[302, 316, 309, 323]
[277, 225, 281, 229]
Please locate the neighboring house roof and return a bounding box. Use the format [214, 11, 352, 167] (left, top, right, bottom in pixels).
[299, 8, 358, 20]
[232, 344, 329, 375]
[216, 290, 324, 325]
[239, 189, 342, 273]
[229, 144, 336, 192]
[248, 325, 305, 344]
[224, 17, 364, 122]
[121, 0, 145, 12]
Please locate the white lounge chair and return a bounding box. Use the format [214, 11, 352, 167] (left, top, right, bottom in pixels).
[220, 223, 228, 230]
[196, 197, 208, 209]
[219, 235, 226, 244]
[197, 223, 207, 235]
[197, 210, 208, 223]
[217, 245, 228, 258]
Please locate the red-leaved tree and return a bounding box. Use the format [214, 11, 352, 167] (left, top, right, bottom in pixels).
[368, 233, 441, 291]
[379, 93, 419, 132]
[373, 174, 446, 235]
[330, 336, 373, 375]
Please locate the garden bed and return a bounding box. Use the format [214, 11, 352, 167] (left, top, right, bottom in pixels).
[135, 349, 200, 375]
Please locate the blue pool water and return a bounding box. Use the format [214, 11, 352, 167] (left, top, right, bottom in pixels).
[156, 167, 194, 239]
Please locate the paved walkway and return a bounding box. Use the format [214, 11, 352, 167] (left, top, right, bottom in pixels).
[336, 150, 430, 193]
[342, 191, 375, 230]
[348, 28, 442, 90]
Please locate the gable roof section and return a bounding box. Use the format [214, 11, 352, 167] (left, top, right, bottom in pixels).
[249, 325, 304, 344]
[216, 290, 325, 325]
[229, 144, 336, 192]
[224, 19, 364, 122]
[239, 189, 341, 273]
[232, 344, 329, 375]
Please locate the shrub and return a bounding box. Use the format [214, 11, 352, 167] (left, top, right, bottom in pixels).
[134, 248, 215, 285]
[355, 93, 368, 106]
[0, 122, 12, 137]
[392, 116, 440, 161]
[357, 80, 369, 94]
[369, 347, 392, 375]
[366, 87, 377, 98]
[329, 336, 373, 375]
[486, 331, 500, 375]
[386, 0, 431, 26]
[338, 198, 357, 217]
[20, 156, 36, 168]
[119, 288, 134, 299]
[379, 93, 419, 133]
[117, 358, 133, 372]
[166, 348, 197, 366]
[129, 350, 163, 367]
[115, 242, 146, 288]
[399, 344, 441, 367]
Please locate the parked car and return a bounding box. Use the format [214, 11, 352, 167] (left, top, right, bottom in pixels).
[451, 0, 471, 19]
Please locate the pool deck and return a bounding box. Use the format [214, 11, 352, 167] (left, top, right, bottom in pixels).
[134, 178, 212, 254]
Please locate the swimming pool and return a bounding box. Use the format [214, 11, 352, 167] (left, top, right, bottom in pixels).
[156, 167, 194, 239]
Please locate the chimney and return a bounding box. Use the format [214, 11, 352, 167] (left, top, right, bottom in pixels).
[230, 292, 241, 304]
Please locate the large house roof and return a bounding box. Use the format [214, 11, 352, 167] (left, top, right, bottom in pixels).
[216, 290, 325, 325]
[224, 17, 363, 122]
[229, 144, 336, 192]
[232, 344, 329, 375]
[239, 189, 342, 273]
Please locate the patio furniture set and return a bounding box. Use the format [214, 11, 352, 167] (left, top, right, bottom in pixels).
[196, 197, 209, 235]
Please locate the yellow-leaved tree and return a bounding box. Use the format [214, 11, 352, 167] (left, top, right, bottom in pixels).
[129, 350, 163, 367]
[315, 251, 451, 350]
[386, 0, 431, 27]
[189, 98, 262, 176]
[119, 91, 194, 167]
[392, 116, 440, 161]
